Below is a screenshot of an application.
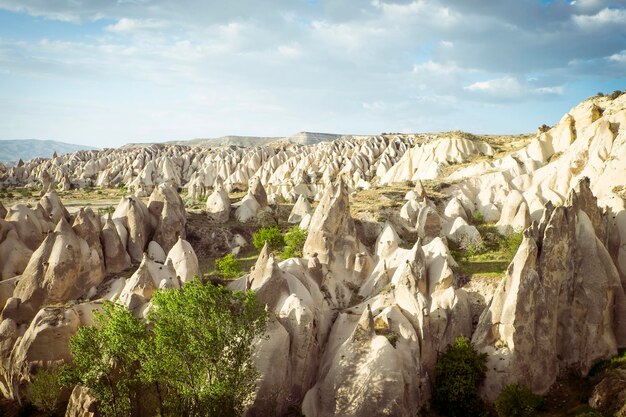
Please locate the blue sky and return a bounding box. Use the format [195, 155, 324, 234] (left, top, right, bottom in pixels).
[0, 0, 625, 147]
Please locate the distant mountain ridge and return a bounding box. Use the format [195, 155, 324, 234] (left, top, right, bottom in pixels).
[124, 131, 345, 149]
[0, 139, 94, 165]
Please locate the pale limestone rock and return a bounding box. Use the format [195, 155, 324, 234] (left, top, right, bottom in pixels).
[236, 194, 262, 222]
[112, 196, 150, 263]
[119, 254, 179, 316]
[249, 176, 268, 208]
[0, 278, 18, 311]
[148, 183, 186, 253]
[302, 182, 372, 307]
[288, 194, 312, 224]
[302, 306, 426, 417]
[165, 237, 199, 283]
[100, 217, 131, 274]
[4, 205, 45, 251]
[206, 180, 231, 222]
[443, 197, 468, 221]
[1, 303, 100, 400]
[39, 189, 70, 224]
[400, 199, 420, 225]
[147, 240, 166, 263]
[496, 190, 525, 234]
[0, 230, 32, 280]
[375, 223, 400, 258]
[473, 180, 626, 400]
[65, 385, 99, 417]
[447, 217, 482, 248]
[9, 219, 105, 324]
[416, 205, 443, 243]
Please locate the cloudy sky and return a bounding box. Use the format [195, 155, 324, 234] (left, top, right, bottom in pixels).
[0, 0, 625, 147]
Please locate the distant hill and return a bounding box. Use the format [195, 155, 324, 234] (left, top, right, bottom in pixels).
[0, 139, 94, 164]
[123, 132, 345, 149]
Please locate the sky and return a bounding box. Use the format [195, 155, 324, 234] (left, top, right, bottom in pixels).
[0, 0, 625, 148]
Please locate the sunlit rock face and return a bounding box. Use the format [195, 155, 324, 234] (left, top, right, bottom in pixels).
[472, 178, 626, 401]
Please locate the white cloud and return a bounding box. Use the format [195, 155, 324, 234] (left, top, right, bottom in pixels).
[609, 50, 626, 63]
[0, 0, 624, 144]
[277, 43, 302, 58]
[534, 86, 564, 95]
[105, 18, 167, 33]
[465, 76, 523, 94]
[413, 60, 465, 76]
[573, 7, 626, 29]
[465, 76, 563, 99]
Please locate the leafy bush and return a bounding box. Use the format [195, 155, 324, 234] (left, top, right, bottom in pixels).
[472, 211, 485, 224]
[432, 337, 488, 417]
[609, 90, 624, 100]
[215, 254, 242, 279]
[28, 366, 66, 416]
[146, 280, 268, 417]
[495, 383, 543, 417]
[66, 302, 148, 417]
[66, 281, 268, 417]
[253, 226, 285, 251]
[282, 227, 308, 259]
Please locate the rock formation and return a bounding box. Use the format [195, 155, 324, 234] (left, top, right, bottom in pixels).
[472, 178, 626, 400]
[0, 93, 624, 415]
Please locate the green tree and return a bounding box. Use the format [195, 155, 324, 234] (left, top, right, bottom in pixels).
[28, 366, 66, 416]
[432, 336, 488, 417]
[66, 302, 149, 417]
[253, 226, 285, 251]
[215, 254, 242, 279]
[495, 383, 543, 417]
[282, 227, 308, 259]
[144, 280, 268, 417]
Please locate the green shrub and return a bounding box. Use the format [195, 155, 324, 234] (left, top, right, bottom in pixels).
[472, 211, 485, 224]
[66, 282, 268, 417]
[575, 412, 603, 417]
[432, 336, 488, 417]
[253, 226, 285, 251]
[495, 383, 543, 417]
[504, 232, 523, 259]
[146, 280, 268, 417]
[66, 302, 148, 417]
[215, 254, 241, 279]
[28, 366, 66, 416]
[282, 227, 308, 259]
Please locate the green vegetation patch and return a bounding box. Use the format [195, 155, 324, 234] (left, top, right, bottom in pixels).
[252, 226, 285, 251]
[432, 337, 489, 417]
[495, 383, 544, 417]
[451, 225, 523, 280]
[42, 282, 268, 417]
